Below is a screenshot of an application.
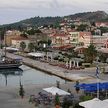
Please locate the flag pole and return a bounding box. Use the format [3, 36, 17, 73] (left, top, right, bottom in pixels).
[96, 65, 100, 99]
[97, 78, 99, 98]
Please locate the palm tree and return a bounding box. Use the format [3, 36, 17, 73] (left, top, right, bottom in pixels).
[20, 41, 26, 52]
[84, 44, 97, 63]
[28, 43, 35, 52]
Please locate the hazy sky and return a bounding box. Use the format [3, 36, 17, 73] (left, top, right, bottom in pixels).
[0, 0, 108, 24]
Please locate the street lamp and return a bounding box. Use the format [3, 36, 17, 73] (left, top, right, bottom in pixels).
[64, 70, 68, 84]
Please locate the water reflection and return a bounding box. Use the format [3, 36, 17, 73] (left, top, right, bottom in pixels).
[0, 65, 66, 87]
[0, 68, 23, 86]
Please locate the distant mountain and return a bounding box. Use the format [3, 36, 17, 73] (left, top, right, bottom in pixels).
[0, 11, 108, 29]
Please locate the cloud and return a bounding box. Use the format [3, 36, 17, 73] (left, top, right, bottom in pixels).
[0, 0, 107, 11]
[0, 0, 51, 9]
[0, 0, 108, 24]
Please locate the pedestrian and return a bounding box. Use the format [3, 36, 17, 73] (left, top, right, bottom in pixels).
[56, 81, 60, 88]
[75, 81, 80, 94]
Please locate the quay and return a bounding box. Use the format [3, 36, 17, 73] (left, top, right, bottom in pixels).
[6, 52, 99, 82]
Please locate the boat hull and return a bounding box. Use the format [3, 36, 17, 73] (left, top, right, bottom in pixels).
[0, 63, 22, 69]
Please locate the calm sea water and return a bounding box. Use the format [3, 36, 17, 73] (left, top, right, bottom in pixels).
[0, 65, 65, 87]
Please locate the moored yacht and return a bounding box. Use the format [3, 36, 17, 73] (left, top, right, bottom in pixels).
[0, 56, 22, 69]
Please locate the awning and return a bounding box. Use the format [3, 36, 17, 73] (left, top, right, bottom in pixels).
[28, 52, 45, 57]
[79, 98, 108, 108]
[43, 86, 70, 95]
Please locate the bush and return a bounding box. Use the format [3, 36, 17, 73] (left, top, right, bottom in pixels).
[62, 96, 73, 108]
[80, 95, 93, 101]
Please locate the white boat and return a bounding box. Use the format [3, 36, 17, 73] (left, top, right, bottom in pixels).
[0, 57, 22, 69]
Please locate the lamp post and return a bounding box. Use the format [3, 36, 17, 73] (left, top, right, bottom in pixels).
[64, 70, 68, 84]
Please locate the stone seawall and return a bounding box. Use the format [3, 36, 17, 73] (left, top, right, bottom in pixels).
[23, 61, 72, 81]
[7, 52, 94, 82]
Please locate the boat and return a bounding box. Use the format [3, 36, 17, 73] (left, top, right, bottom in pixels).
[0, 56, 22, 69]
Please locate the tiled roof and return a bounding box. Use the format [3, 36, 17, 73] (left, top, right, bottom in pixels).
[52, 33, 68, 37]
[79, 32, 91, 38]
[52, 44, 73, 50]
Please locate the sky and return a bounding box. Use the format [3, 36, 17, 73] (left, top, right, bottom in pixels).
[0, 0, 108, 25]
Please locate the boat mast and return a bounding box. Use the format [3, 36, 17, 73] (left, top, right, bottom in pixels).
[0, 31, 1, 49]
[4, 29, 6, 57]
[0, 31, 1, 58]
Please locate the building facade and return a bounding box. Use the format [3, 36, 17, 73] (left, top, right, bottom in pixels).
[11, 37, 30, 51]
[5, 30, 21, 46]
[92, 35, 108, 48]
[69, 31, 92, 47]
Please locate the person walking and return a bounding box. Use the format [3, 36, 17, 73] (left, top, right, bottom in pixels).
[75, 81, 80, 94]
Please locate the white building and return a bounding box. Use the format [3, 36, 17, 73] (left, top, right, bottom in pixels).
[11, 37, 30, 50]
[92, 35, 108, 48]
[69, 31, 92, 47]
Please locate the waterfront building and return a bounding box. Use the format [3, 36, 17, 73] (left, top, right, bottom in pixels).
[5, 30, 21, 46]
[50, 31, 92, 49]
[51, 33, 70, 48]
[28, 32, 49, 47]
[11, 36, 30, 51]
[69, 31, 92, 47]
[92, 35, 108, 48]
[95, 22, 108, 27]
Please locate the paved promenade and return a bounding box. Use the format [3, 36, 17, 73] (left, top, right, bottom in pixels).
[6, 52, 103, 82]
[0, 81, 82, 108]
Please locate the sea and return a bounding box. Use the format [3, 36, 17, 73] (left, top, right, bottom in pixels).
[0, 65, 65, 87]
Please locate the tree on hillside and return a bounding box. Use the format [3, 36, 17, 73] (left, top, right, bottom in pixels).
[71, 24, 75, 29]
[77, 24, 88, 31]
[26, 29, 42, 35]
[28, 43, 35, 52]
[84, 44, 97, 63]
[98, 27, 108, 35]
[20, 41, 26, 52]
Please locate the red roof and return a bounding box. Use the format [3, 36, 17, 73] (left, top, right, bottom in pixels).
[52, 45, 73, 50]
[52, 33, 68, 37]
[96, 22, 108, 26]
[79, 32, 91, 38]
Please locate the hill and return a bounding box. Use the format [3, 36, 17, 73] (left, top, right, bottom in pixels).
[66, 11, 108, 22]
[0, 11, 108, 29]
